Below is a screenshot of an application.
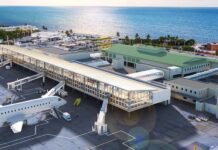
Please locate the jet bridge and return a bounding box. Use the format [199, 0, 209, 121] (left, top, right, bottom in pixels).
[42, 81, 67, 98]
[185, 68, 218, 80]
[92, 94, 111, 135]
[7, 73, 45, 91]
[0, 59, 11, 68]
[127, 69, 164, 81]
[42, 81, 67, 119]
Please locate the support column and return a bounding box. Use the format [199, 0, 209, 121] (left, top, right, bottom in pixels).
[42, 75, 45, 87]
[164, 99, 170, 105]
[216, 104, 218, 119]
[10, 60, 13, 68]
[134, 63, 136, 69]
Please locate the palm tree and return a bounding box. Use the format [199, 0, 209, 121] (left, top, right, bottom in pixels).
[124, 35, 129, 45]
[175, 36, 179, 45]
[134, 33, 140, 44]
[135, 33, 140, 39]
[145, 34, 151, 45]
[116, 32, 120, 38]
[146, 34, 150, 40]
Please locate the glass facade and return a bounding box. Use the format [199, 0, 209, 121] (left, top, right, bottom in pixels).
[1, 47, 152, 112]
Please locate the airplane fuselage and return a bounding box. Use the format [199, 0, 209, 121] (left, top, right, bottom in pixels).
[0, 96, 66, 125]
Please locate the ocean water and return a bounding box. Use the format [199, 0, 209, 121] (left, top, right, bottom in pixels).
[0, 6, 218, 43]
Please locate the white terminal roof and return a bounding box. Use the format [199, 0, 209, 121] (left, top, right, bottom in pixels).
[0, 45, 161, 91]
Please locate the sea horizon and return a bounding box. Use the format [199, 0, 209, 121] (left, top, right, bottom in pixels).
[0, 6, 218, 43]
[1, 6, 218, 8]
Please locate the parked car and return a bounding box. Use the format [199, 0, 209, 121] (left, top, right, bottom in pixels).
[197, 114, 209, 122]
[195, 117, 201, 122]
[62, 112, 72, 122]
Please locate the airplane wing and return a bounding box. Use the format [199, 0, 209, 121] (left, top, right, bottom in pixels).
[10, 121, 24, 133]
[8, 115, 25, 134]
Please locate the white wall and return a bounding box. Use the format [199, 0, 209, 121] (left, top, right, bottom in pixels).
[208, 88, 218, 98]
[112, 57, 124, 69]
[168, 66, 182, 76]
[196, 102, 218, 119]
[196, 101, 204, 111]
[205, 103, 217, 114]
[136, 63, 171, 79]
[165, 82, 208, 99]
[152, 88, 171, 104]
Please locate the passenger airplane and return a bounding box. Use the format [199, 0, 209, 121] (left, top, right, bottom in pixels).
[0, 96, 66, 133]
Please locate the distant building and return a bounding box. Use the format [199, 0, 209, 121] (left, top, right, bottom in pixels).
[0, 25, 38, 32]
[206, 43, 218, 51]
[91, 36, 112, 50]
[196, 98, 218, 119]
[164, 69, 218, 119]
[30, 32, 112, 51]
[164, 78, 218, 103]
[197, 43, 218, 56]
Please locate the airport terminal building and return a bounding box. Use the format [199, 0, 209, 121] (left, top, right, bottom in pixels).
[102, 44, 218, 79]
[0, 45, 171, 112]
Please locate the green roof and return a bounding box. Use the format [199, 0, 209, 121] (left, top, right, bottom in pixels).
[103, 44, 216, 67]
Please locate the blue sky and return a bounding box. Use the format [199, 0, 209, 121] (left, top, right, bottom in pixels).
[0, 0, 218, 7]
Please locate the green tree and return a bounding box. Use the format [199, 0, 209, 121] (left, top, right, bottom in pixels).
[159, 36, 166, 44]
[182, 45, 195, 52]
[65, 30, 70, 37]
[185, 39, 196, 46]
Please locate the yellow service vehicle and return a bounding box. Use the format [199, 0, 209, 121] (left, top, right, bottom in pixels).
[73, 98, 81, 107]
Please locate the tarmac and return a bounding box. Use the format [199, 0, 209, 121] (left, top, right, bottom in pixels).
[0, 64, 218, 150]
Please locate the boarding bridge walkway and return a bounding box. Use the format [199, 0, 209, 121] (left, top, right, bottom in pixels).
[7, 73, 44, 90]
[42, 81, 65, 98]
[0, 59, 11, 68]
[185, 68, 218, 80]
[127, 69, 164, 81]
[92, 94, 110, 135]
